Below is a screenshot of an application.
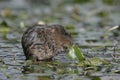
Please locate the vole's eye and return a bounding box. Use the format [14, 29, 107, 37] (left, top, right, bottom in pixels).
[63, 46, 67, 49]
[64, 31, 71, 37]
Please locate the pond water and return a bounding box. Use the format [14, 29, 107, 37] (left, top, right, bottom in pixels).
[0, 0, 120, 80]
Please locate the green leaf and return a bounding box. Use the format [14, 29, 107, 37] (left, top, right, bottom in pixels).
[0, 21, 11, 33]
[67, 45, 85, 61]
[65, 24, 75, 30]
[73, 45, 85, 61]
[67, 46, 77, 60]
[0, 27, 10, 32]
[78, 57, 109, 66]
[0, 21, 8, 27]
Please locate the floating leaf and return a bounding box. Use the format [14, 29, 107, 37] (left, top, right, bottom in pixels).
[108, 26, 119, 31]
[71, 14, 80, 21]
[67, 45, 85, 61]
[114, 70, 120, 74]
[70, 31, 78, 36]
[73, 45, 85, 61]
[0, 21, 9, 27]
[68, 69, 79, 74]
[67, 46, 77, 60]
[102, 0, 114, 5]
[78, 58, 109, 66]
[65, 24, 75, 30]
[38, 76, 51, 80]
[0, 21, 11, 39]
[1, 8, 11, 17]
[92, 76, 101, 80]
[0, 27, 10, 33]
[0, 21, 11, 33]
[96, 11, 107, 17]
[74, 0, 91, 3]
[20, 22, 26, 28]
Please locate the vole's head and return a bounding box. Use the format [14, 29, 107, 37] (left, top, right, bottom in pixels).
[48, 25, 73, 51]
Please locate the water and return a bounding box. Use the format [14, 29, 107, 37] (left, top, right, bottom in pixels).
[0, 0, 120, 80]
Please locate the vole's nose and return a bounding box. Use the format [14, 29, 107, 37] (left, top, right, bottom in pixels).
[63, 45, 69, 52]
[63, 46, 67, 50]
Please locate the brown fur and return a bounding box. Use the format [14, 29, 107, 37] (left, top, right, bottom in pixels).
[21, 24, 72, 61]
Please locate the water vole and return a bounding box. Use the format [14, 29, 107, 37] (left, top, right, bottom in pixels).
[21, 24, 72, 61]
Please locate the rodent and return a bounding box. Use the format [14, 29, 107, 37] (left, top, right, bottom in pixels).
[21, 24, 72, 61]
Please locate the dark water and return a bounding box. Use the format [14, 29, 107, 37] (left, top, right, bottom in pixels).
[0, 0, 120, 80]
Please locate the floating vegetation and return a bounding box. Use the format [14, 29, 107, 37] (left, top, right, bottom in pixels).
[78, 57, 109, 67]
[67, 45, 85, 61]
[1, 8, 18, 19]
[0, 0, 120, 80]
[96, 11, 108, 18]
[1, 8, 11, 17]
[74, 0, 92, 4]
[102, 0, 115, 5]
[0, 21, 11, 39]
[67, 45, 109, 67]
[65, 24, 75, 30]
